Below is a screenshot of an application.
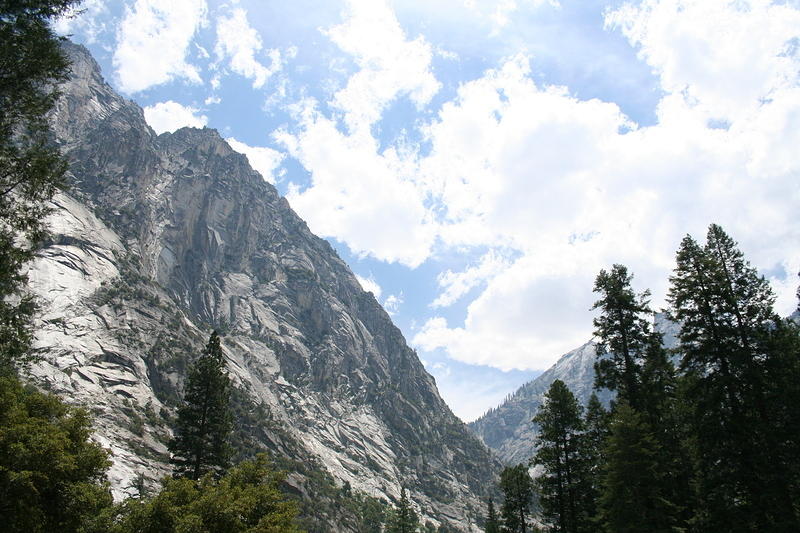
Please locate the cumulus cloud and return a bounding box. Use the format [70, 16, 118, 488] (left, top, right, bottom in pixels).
[264, 0, 800, 372]
[113, 0, 207, 93]
[415, 255, 600, 370]
[275, 0, 441, 267]
[606, 0, 800, 122]
[432, 250, 512, 308]
[409, 0, 800, 371]
[355, 274, 382, 299]
[225, 137, 284, 184]
[276, 101, 436, 267]
[325, 0, 441, 133]
[384, 293, 404, 316]
[215, 8, 282, 89]
[143, 101, 207, 134]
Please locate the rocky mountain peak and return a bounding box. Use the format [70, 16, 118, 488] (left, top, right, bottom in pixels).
[26, 41, 498, 531]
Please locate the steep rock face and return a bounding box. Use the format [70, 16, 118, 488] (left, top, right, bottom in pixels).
[27, 43, 496, 531]
[469, 314, 680, 465]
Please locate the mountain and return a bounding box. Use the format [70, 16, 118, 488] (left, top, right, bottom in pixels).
[469, 314, 680, 465]
[469, 342, 607, 465]
[25, 42, 497, 531]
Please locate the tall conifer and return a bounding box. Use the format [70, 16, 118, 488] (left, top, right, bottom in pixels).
[0, 0, 80, 371]
[532, 380, 589, 533]
[581, 393, 608, 523]
[499, 464, 533, 533]
[591, 265, 652, 409]
[386, 487, 419, 533]
[597, 403, 677, 533]
[484, 498, 501, 533]
[668, 225, 799, 530]
[169, 332, 233, 480]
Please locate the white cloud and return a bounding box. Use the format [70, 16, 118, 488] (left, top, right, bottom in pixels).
[275, 0, 441, 267]
[384, 293, 404, 316]
[606, 0, 800, 123]
[415, 255, 599, 371]
[54, 0, 108, 43]
[113, 0, 207, 93]
[325, 0, 441, 133]
[215, 8, 281, 89]
[410, 0, 800, 371]
[143, 101, 207, 134]
[225, 137, 284, 184]
[278, 0, 800, 373]
[431, 250, 512, 308]
[276, 101, 436, 267]
[355, 274, 382, 299]
[204, 95, 221, 105]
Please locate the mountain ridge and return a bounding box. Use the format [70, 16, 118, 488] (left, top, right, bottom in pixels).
[469, 313, 680, 465]
[25, 42, 497, 531]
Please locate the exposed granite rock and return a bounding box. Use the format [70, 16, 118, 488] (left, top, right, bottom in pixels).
[26, 42, 497, 531]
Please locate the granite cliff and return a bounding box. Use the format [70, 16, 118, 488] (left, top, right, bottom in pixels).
[25, 42, 496, 531]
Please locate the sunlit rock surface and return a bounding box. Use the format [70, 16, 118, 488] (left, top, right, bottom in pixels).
[26, 42, 497, 531]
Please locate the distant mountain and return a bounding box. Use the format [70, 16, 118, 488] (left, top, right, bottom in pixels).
[469, 314, 680, 465]
[25, 42, 497, 531]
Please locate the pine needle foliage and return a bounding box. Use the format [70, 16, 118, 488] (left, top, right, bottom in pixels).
[110, 454, 303, 533]
[386, 486, 420, 533]
[0, 0, 80, 371]
[499, 463, 534, 533]
[0, 376, 113, 533]
[169, 331, 233, 480]
[591, 265, 653, 409]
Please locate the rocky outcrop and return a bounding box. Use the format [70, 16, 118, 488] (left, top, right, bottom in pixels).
[26, 42, 497, 531]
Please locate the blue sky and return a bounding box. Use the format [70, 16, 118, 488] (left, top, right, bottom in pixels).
[58, 0, 800, 421]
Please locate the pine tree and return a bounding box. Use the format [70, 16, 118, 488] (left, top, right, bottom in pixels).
[532, 380, 592, 533]
[0, 0, 80, 371]
[485, 498, 501, 533]
[169, 332, 233, 480]
[591, 265, 652, 409]
[597, 402, 677, 533]
[667, 225, 800, 530]
[592, 264, 689, 531]
[110, 455, 303, 533]
[499, 464, 533, 533]
[581, 393, 608, 524]
[0, 375, 113, 532]
[386, 487, 419, 533]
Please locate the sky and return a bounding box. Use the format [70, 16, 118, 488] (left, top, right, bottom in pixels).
[57, 0, 800, 422]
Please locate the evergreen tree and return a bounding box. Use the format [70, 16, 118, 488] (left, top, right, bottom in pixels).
[0, 0, 80, 371]
[532, 380, 592, 533]
[386, 487, 419, 533]
[485, 498, 501, 533]
[592, 264, 689, 531]
[110, 454, 303, 533]
[499, 464, 533, 533]
[591, 265, 652, 408]
[668, 226, 799, 530]
[581, 393, 608, 524]
[169, 331, 233, 480]
[0, 376, 113, 533]
[597, 403, 677, 533]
